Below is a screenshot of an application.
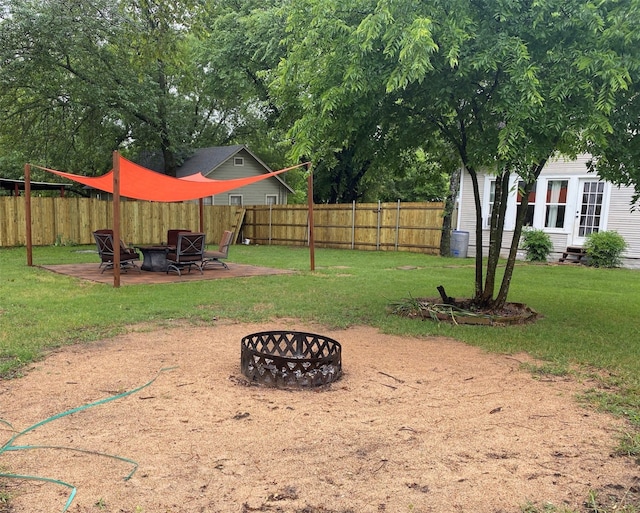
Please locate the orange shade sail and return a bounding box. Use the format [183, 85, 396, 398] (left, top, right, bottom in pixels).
[33, 155, 306, 202]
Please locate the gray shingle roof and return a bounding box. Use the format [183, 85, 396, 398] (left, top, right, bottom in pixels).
[176, 145, 247, 177]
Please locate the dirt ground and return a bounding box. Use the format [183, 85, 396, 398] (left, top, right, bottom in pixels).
[1, 320, 639, 513]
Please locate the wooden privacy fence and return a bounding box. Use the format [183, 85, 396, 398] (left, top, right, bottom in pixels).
[0, 197, 240, 248]
[0, 197, 444, 253]
[244, 201, 444, 253]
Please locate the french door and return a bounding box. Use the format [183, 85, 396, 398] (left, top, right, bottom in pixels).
[572, 180, 605, 246]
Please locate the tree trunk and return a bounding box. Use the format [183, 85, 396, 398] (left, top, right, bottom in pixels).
[493, 161, 547, 309]
[467, 166, 484, 299]
[479, 170, 510, 306]
[156, 59, 177, 177]
[440, 167, 461, 256]
[162, 144, 177, 177]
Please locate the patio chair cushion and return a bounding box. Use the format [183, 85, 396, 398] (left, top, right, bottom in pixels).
[167, 229, 192, 248]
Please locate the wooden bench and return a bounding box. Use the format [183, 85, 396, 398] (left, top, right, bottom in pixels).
[559, 246, 587, 264]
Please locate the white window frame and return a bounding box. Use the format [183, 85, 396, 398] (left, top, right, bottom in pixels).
[516, 180, 537, 227]
[543, 179, 569, 231]
[266, 194, 278, 205]
[478, 158, 614, 245]
[229, 194, 243, 206]
[484, 178, 496, 229]
[234, 157, 244, 166]
[482, 175, 518, 230]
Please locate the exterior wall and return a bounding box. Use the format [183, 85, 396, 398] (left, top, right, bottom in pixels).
[203, 149, 289, 206]
[457, 154, 640, 268]
[606, 185, 640, 264]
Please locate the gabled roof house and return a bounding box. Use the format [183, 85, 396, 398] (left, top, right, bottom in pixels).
[455, 154, 640, 268]
[176, 145, 293, 206]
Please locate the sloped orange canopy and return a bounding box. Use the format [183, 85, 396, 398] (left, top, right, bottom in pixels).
[33, 155, 306, 202]
[23, 153, 316, 287]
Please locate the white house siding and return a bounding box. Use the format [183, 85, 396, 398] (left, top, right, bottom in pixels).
[606, 185, 640, 267]
[204, 149, 289, 206]
[457, 154, 640, 268]
[457, 170, 480, 245]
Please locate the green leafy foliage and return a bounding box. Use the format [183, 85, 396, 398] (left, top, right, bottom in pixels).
[520, 229, 553, 262]
[0, 0, 291, 178]
[585, 230, 628, 268]
[275, 0, 640, 309]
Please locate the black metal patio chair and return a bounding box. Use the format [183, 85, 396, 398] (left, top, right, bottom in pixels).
[92, 230, 140, 274]
[202, 230, 233, 270]
[166, 232, 206, 276]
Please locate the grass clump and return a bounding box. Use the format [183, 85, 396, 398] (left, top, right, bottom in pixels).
[616, 432, 640, 458]
[520, 361, 570, 378]
[521, 502, 575, 512]
[521, 491, 640, 513]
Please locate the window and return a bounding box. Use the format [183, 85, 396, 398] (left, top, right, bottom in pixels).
[234, 157, 244, 166]
[266, 195, 277, 205]
[486, 180, 496, 227]
[229, 195, 242, 206]
[517, 180, 536, 227]
[544, 180, 568, 229]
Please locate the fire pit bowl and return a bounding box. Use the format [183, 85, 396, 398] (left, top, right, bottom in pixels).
[241, 331, 342, 388]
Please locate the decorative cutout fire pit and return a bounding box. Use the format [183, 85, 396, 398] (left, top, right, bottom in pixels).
[241, 331, 342, 388]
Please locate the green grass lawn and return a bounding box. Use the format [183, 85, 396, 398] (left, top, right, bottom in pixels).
[2, 243, 640, 429]
[2, 243, 640, 512]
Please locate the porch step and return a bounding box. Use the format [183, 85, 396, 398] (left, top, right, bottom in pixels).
[559, 246, 587, 264]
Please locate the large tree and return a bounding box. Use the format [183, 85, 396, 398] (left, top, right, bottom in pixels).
[197, 0, 292, 168]
[0, 0, 131, 175]
[276, 0, 640, 309]
[0, 0, 293, 178]
[0, 0, 205, 175]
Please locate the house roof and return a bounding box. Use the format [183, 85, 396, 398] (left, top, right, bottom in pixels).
[176, 145, 245, 177]
[0, 177, 73, 194]
[176, 145, 294, 193]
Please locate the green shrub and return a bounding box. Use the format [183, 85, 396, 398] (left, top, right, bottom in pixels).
[585, 230, 627, 268]
[521, 228, 553, 262]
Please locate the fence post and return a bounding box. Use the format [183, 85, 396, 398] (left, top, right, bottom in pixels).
[351, 200, 356, 249]
[376, 200, 381, 251]
[268, 203, 272, 245]
[395, 200, 401, 251]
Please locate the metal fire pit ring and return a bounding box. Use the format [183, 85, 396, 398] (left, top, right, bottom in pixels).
[241, 331, 342, 388]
